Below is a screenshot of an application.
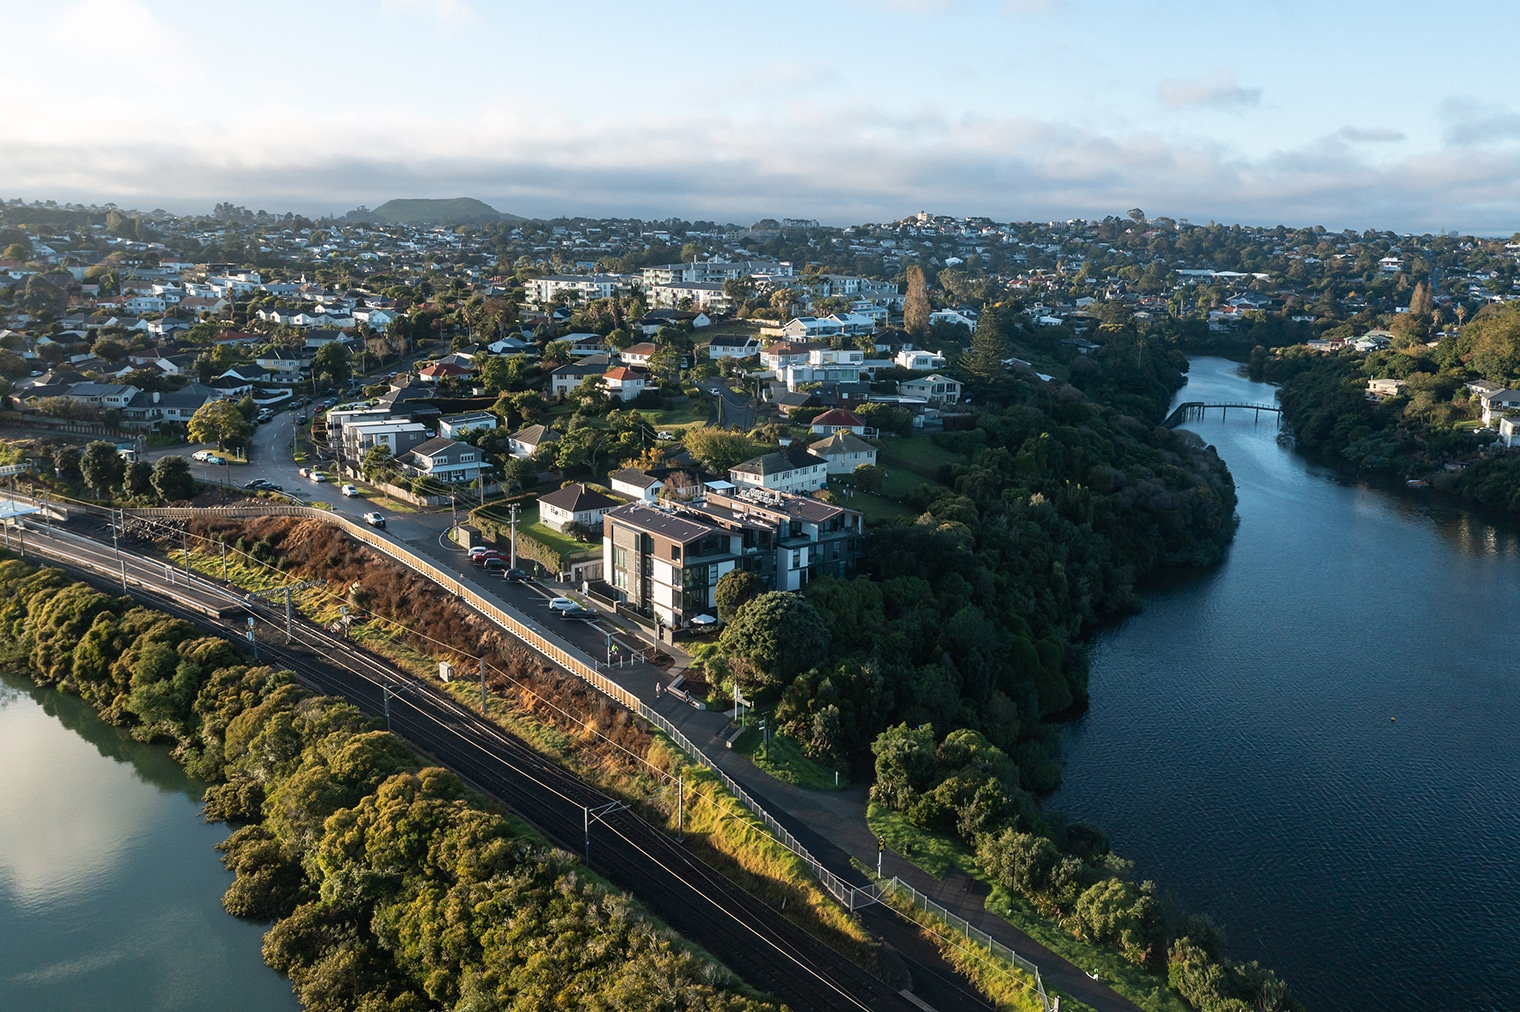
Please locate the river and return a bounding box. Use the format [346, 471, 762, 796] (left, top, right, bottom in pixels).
[1052, 356, 1520, 1010]
[0, 673, 299, 1012]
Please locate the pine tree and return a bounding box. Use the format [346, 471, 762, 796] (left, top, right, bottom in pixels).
[969, 305, 1010, 380]
[903, 265, 930, 335]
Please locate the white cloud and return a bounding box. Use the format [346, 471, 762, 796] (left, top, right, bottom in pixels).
[1158, 68, 1262, 110]
[49, 0, 185, 52]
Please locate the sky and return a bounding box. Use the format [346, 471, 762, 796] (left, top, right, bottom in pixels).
[3, 0, 1520, 234]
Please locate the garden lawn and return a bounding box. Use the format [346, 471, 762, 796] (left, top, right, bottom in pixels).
[522, 503, 596, 557]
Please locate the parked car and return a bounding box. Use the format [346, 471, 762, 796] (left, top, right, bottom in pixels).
[547, 597, 580, 612]
[504, 568, 531, 583]
[192, 450, 217, 462]
[481, 557, 508, 572]
[557, 604, 595, 620]
[340, 483, 359, 497]
[467, 546, 497, 559]
[471, 550, 503, 566]
[362, 512, 386, 528]
[243, 479, 266, 489]
[205, 454, 226, 465]
[310, 471, 327, 482]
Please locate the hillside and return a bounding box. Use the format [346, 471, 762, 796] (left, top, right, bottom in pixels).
[369, 197, 526, 224]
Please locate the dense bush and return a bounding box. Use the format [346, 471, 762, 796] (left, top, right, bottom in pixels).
[0, 556, 779, 1012]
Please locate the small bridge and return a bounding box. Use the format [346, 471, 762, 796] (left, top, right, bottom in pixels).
[1163, 401, 1282, 428]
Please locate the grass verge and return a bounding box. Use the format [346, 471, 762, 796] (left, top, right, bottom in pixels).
[745, 730, 849, 791]
[866, 804, 1192, 1012]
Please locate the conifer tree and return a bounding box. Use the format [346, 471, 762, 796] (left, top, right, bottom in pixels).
[904, 265, 930, 335]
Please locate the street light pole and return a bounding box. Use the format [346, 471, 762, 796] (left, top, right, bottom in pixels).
[508, 502, 519, 570]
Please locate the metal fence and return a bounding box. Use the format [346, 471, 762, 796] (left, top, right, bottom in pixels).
[883, 875, 1052, 1011]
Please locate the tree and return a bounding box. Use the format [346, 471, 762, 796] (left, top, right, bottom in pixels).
[968, 305, 1011, 380]
[310, 343, 351, 390]
[903, 265, 930, 336]
[719, 591, 831, 684]
[852, 463, 884, 492]
[123, 459, 154, 499]
[361, 445, 393, 483]
[151, 455, 195, 502]
[683, 427, 757, 473]
[90, 337, 128, 363]
[1409, 280, 1433, 317]
[188, 398, 253, 451]
[80, 441, 125, 497]
[714, 570, 763, 622]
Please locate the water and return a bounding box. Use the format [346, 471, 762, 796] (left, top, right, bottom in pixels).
[1052, 357, 1520, 1010]
[0, 673, 299, 1012]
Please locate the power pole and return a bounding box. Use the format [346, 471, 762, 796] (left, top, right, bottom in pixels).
[676, 774, 684, 841]
[508, 502, 520, 570]
[479, 655, 486, 715]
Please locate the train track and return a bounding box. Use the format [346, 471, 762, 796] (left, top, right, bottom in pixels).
[15, 521, 999, 1011]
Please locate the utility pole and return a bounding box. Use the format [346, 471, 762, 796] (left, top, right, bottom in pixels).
[583, 801, 629, 865]
[508, 502, 520, 570]
[182, 530, 190, 583]
[221, 540, 227, 581]
[479, 655, 486, 715]
[676, 774, 684, 841]
[450, 493, 458, 542]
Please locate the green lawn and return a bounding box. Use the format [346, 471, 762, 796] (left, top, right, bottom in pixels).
[741, 730, 848, 791]
[877, 433, 966, 479]
[522, 503, 598, 557]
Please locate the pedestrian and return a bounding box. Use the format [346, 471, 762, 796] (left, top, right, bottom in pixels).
[656, 682, 663, 697]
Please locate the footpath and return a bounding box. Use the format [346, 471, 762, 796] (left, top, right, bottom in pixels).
[402, 526, 1141, 1012]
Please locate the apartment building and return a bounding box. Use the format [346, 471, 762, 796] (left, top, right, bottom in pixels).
[601, 487, 862, 627]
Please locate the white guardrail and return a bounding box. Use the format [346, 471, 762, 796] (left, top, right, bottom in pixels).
[69, 501, 1050, 1009]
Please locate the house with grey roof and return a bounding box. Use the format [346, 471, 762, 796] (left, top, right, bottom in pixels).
[728, 442, 830, 495]
[537, 482, 622, 533]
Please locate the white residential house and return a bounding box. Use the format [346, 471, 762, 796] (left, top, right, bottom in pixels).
[782, 347, 864, 392]
[397, 436, 487, 485]
[897, 374, 963, 404]
[609, 467, 665, 502]
[602, 366, 647, 402]
[619, 342, 658, 367]
[508, 424, 559, 459]
[894, 348, 947, 371]
[809, 430, 878, 474]
[728, 443, 830, 495]
[1480, 389, 1520, 425]
[809, 408, 868, 435]
[526, 274, 630, 306]
[537, 483, 622, 533]
[437, 413, 498, 440]
[928, 309, 977, 330]
[706, 334, 761, 359]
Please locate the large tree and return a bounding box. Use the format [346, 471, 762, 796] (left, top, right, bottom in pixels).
[683, 427, 758, 473]
[967, 305, 1011, 381]
[151, 455, 195, 502]
[79, 440, 125, 497]
[903, 265, 930, 336]
[714, 570, 763, 622]
[718, 591, 831, 684]
[310, 342, 351, 390]
[188, 398, 253, 451]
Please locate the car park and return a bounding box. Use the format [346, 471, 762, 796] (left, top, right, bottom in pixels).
[362, 512, 386, 528]
[340, 483, 359, 497]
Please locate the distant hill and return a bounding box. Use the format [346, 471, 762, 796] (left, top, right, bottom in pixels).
[366, 198, 527, 225]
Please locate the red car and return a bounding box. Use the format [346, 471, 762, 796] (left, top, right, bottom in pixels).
[470, 550, 503, 566]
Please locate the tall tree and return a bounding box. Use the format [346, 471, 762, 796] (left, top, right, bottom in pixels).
[1409, 280, 1433, 317]
[311, 342, 351, 390]
[151, 455, 195, 502]
[79, 441, 125, 497]
[903, 265, 930, 336]
[188, 399, 252, 450]
[968, 305, 1011, 380]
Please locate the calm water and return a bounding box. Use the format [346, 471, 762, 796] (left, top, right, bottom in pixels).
[1053, 357, 1520, 1010]
[0, 673, 298, 1012]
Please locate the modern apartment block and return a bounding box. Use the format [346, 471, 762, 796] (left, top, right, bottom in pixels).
[601, 487, 863, 628]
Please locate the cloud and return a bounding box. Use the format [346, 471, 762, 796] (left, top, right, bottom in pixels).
[1158, 68, 1262, 110]
[380, 0, 479, 29]
[1004, 0, 1063, 14]
[1337, 126, 1405, 143]
[2, 101, 1519, 234]
[50, 0, 186, 52]
[1439, 96, 1520, 147]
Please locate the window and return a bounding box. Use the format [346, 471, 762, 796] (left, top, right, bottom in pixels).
[671, 545, 681, 561]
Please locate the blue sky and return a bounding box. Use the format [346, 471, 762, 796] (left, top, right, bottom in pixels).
[3, 0, 1519, 233]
